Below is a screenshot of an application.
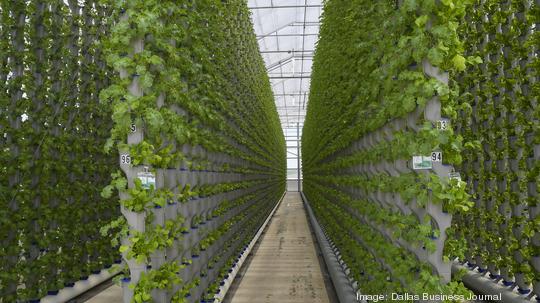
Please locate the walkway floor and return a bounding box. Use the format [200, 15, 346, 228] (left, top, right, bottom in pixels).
[224, 192, 331, 303]
[84, 284, 122, 303]
[83, 192, 332, 303]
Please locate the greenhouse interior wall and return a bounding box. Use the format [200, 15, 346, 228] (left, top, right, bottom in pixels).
[1, 0, 539, 303]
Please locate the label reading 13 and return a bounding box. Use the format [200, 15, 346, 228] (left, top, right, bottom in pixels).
[437, 120, 449, 130]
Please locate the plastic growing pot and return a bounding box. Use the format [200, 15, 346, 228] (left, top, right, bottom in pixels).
[64, 282, 75, 287]
[152, 206, 165, 226]
[502, 280, 514, 286]
[518, 288, 531, 295]
[534, 280, 540, 296]
[151, 250, 166, 269]
[121, 278, 134, 303]
[126, 258, 146, 283]
[121, 206, 146, 232]
[152, 289, 167, 303]
[532, 256, 540, 271]
[488, 273, 500, 279]
[47, 290, 59, 295]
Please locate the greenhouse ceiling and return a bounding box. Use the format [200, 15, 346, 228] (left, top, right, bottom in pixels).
[248, 0, 322, 129]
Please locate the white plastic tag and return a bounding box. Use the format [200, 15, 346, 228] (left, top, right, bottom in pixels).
[120, 154, 131, 165]
[449, 172, 462, 182]
[436, 120, 449, 130]
[431, 152, 442, 162]
[412, 156, 433, 170]
[137, 170, 156, 190]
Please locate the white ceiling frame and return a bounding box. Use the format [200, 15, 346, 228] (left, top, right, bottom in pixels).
[248, 0, 322, 128]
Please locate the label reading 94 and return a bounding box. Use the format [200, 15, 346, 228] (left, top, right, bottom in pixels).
[431, 152, 442, 162]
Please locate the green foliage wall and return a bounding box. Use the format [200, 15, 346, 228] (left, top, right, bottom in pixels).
[452, 0, 540, 295]
[304, 0, 540, 298]
[302, 0, 479, 298]
[0, 1, 118, 301]
[100, 1, 286, 302]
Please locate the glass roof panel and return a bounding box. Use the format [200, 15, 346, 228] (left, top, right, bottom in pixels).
[248, 0, 322, 129]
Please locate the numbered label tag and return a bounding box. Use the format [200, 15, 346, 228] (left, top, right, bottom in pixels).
[137, 171, 156, 190]
[130, 123, 137, 133]
[431, 152, 442, 162]
[412, 156, 433, 170]
[436, 120, 450, 130]
[449, 172, 462, 182]
[120, 154, 131, 165]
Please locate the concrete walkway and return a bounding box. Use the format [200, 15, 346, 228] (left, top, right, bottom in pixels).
[225, 192, 331, 303]
[84, 284, 122, 303]
[84, 192, 331, 303]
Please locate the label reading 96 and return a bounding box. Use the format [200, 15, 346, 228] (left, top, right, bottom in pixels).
[121, 154, 131, 164]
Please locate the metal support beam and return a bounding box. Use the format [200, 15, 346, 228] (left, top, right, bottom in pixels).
[266, 55, 313, 73]
[297, 123, 301, 191]
[268, 72, 312, 76]
[269, 76, 311, 79]
[261, 50, 315, 54]
[274, 93, 309, 96]
[257, 33, 319, 38]
[249, 5, 323, 9]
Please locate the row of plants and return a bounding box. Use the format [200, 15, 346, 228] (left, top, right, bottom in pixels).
[0, 1, 119, 301]
[305, 183, 471, 298]
[450, 0, 540, 295]
[302, 0, 480, 299]
[122, 189, 279, 303]
[101, 0, 285, 302]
